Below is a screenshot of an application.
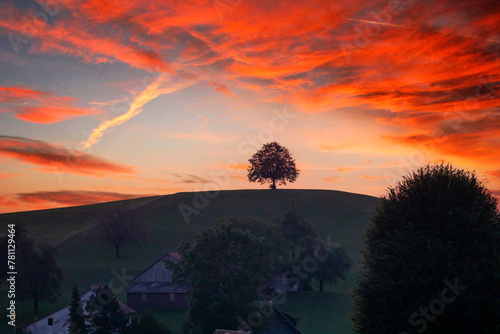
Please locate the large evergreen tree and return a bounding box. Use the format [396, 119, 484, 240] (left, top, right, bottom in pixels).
[68, 285, 88, 334]
[247, 142, 300, 189]
[166, 222, 275, 334]
[352, 163, 500, 333]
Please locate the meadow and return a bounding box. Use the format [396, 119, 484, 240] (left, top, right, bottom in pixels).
[0, 189, 380, 333]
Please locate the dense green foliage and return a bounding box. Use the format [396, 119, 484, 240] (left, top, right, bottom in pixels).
[352, 164, 500, 333]
[13, 229, 63, 315]
[223, 215, 292, 271]
[166, 222, 275, 334]
[247, 142, 299, 189]
[128, 310, 172, 334]
[302, 240, 352, 293]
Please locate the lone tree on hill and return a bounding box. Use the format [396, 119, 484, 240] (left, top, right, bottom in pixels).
[247, 142, 299, 189]
[352, 163, 500, 333]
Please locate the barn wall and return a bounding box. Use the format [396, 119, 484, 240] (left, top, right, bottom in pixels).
[127, 292, 187, 311]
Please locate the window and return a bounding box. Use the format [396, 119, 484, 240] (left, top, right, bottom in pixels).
[169, 293, 175, 302]
[48, 318, 53, 326]
[141, 293, 147, 301]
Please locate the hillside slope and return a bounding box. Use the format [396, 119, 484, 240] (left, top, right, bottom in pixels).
[0, 189, 380, 332]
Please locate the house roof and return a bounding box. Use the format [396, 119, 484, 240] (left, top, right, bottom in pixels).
[126, 282, 189, 294]
[130, 252, 179, 280]
[23, 288, 135, 333]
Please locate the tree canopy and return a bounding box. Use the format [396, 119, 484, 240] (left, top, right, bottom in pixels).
[166, 222, 275, 334]
[352, 163, 500, 333]
[247, 142, 299, 189]
[11, 228, 63, 315]
[303, 240, 352, 293]
[101, 209, 144, 258]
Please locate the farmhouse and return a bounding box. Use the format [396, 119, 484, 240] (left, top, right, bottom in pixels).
[23, 286, 136, 334]
[126, 252, 188, 311]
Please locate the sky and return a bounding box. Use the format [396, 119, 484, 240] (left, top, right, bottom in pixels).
[0, 0, 499, 213]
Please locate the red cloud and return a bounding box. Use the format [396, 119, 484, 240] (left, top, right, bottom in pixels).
[0, 86, 100, 124]
[0, 136, 134, 176]
[16, 190, 145, 206]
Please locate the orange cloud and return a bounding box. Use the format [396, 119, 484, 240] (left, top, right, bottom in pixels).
[0, 86, 99, 124]
[226, 163, 249, 171]
[0, 173, 20, 179]
[324, 176, 340, 183]
[16, 190, 144, 206]
[0, 136, 134, 176]
[319, 143, 354, 151]
[0, 196, 21, 209]
[334, 167, 357, 173]
[360, 174, 386, 180]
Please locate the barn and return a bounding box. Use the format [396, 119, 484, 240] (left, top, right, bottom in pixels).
[126, 253, 188, 311]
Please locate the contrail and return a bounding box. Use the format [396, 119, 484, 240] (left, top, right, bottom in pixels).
[82, 74, 192, 150]
[347, 18, 405, 28]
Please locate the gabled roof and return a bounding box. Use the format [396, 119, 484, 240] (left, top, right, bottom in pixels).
[131, 252, 179, 280]
[23, 287, 135, 334]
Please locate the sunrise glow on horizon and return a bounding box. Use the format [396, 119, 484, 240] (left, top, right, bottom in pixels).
[0, 0, 499, 213]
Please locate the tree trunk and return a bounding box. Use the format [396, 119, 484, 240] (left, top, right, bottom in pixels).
[34, 298, 39, 315]
[271, 178, 276, 189]
[319, 279, 324, 293]
[115, 244, 120, 258]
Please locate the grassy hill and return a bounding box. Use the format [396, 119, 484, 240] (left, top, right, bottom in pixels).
[0, 189, 380, 333]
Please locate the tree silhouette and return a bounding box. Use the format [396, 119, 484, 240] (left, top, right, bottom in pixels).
[247, 142, 299, 189]
[101, 209, 144, 258]
[352, 163, 500, 333]
[17, 242, 63, 315]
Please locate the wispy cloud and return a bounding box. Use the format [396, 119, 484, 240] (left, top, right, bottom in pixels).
[170, 173, 211, 184]
[324, 176, 340, 183]
[82, 74, 193, 149]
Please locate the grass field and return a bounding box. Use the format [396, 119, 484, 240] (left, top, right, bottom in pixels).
[0, 189, 380, 333]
